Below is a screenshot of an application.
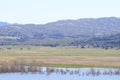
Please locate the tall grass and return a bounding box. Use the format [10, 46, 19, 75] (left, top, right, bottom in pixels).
[0, 61, 120, 76]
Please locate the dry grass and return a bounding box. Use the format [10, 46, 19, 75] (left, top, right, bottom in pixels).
[0, 56, 120, 67]
[0, 46, 120, 67]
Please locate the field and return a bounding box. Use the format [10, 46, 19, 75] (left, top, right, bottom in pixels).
[0, 46, 120, 68]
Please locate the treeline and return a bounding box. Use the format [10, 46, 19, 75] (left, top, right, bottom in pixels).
[70, 33, 120, 49]
[0, 33, 120, 49]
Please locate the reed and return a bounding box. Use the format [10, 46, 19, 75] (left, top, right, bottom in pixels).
[0, 61, 120, 76]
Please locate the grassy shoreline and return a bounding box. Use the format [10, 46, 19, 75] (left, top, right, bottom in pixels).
[1, 60, 120, 68]
[0, 46, 120, 68]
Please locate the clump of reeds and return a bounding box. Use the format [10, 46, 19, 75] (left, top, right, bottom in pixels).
[0, 61, 120, 77]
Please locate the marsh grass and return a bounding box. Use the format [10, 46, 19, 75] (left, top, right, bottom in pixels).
[0, 46, 120, 68]
[0, 61, 120, 76]
[0, 46, 120, 56]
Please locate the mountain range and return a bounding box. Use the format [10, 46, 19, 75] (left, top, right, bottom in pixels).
[0, 22, 11, 26]
[0, 17, 120, 47]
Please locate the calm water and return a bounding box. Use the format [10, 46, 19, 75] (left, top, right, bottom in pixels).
[0, 67, 120, 80]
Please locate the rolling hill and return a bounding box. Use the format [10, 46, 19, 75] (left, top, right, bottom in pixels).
[0, 22, 11, 26]
[0, 17, 120, 46]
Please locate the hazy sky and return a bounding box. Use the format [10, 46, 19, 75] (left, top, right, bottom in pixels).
[0, 0, 120, 24]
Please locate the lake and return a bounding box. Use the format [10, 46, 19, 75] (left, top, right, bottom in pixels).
[0, 67, 120, 80]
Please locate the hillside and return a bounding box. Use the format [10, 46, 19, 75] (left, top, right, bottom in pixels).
[87, 33, 120, 48]
[71, 33, 120, 49]
[0, 17, 120, 46]
[0, 22, 11, 26]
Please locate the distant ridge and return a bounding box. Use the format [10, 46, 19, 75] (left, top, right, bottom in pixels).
[0, 21, 11, 26]
[0, 17, 120, 46]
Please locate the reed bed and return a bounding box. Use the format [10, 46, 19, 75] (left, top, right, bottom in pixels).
[0, 61, 120, 76]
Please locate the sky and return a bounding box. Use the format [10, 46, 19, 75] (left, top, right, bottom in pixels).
[0, 0, 120, 24]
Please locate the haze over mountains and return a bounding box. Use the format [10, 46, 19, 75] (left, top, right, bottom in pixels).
[0, 17, 120, 47]
[0, 22, 11, 26]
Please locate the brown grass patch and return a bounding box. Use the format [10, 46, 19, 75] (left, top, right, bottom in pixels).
[0, 56, 120, 67]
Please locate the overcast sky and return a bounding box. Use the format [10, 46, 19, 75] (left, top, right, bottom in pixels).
[0, 0, 120, 24]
